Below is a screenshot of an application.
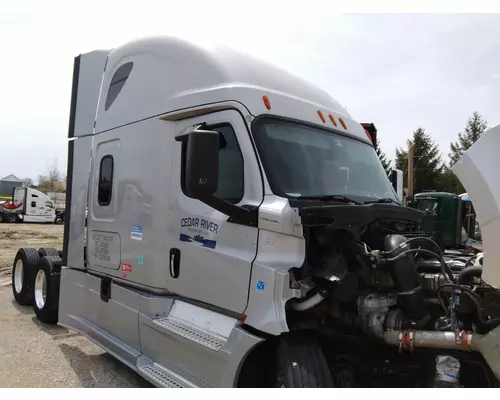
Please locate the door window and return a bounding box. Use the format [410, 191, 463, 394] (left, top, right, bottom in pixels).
[98, 155, 114, 206]
[182, 124, 244, 204]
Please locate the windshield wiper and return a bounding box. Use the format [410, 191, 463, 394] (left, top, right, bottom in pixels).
[295, 195, 361, 205]
[364, 198, 400, 205]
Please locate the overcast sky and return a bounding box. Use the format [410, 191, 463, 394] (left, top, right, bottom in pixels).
[1, 5, 499, 182]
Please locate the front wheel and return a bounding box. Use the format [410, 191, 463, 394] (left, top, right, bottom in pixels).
[4, 213, 16, 223]
[275, 334, 334, 388]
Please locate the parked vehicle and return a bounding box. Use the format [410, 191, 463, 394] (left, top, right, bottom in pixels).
[10, 36, 500, 388]
[0, 187, 56, 223]
[409, 191, 480, 251]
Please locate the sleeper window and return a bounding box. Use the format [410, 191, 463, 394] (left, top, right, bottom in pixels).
[98, 155, 114, 206]
[105, 62, 133, 111]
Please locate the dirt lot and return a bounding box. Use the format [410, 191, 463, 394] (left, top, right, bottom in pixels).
[0, 224, 63, 280]
[0, 223, 151, 388]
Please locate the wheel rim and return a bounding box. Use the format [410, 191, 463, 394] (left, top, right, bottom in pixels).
[14, 259, 24, 294]
[34, 269, 47, 309]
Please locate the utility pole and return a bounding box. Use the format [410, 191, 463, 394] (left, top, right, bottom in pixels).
[407, 142, 415, 201]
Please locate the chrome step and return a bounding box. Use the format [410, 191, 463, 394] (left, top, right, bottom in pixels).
[139, 363, 196, 388]
[152, 316, 227, 351]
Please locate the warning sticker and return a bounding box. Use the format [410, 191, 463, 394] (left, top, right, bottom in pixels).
[122, 263, 132, 272]
[89, 230, 121, 269]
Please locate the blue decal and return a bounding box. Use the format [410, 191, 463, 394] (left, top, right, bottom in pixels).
[256, 280, 265, 292]
[131, 225, 143, 241]
[179, 233, 216, 249]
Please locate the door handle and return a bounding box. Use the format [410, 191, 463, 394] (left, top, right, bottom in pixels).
[169, 248, 181, 278]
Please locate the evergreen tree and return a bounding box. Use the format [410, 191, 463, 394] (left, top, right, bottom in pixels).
[437, 167, 464, 194]
[375, 138, 391, 175]
[449, 111, 488, 167]
[396, 127, 443, 194]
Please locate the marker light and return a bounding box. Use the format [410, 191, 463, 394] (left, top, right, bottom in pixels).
[339, 117, 347, 129]
[263, 95, 271, 110]
[317, 110, 326, 123]
[328, 113, 337, 126]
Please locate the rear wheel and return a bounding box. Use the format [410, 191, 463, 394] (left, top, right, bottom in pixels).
[274, 334, 334, 388]
[33, 256, 62, 324]
[12, 248, 40, 305]
[38, 247, 60, 258]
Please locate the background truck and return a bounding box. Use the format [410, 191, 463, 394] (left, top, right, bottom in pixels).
[408, 191, 480, 252]
[0, 187, 60, 224]
[9, 36, 500, 388]
[459, 192, 481, 239]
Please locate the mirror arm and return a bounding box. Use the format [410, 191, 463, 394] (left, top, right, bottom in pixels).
[199, 195, 258, 227]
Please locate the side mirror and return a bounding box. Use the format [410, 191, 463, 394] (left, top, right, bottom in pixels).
[390, 169, 404, 203]
[174, 123, 256, 226]
[176, 125, 219, 199]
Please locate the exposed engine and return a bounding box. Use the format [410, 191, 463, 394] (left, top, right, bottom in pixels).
[287, 202, 499, 387]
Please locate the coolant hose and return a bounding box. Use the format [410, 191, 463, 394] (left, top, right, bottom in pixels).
[457, 265, 483, 285]
[291, 292, 325, 312]
[384, 327, 500, 382]
[384, 330, 475, 351]
[384, 234, 430, 328]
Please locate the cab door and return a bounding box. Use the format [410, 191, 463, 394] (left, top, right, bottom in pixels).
[166, 109, 262, 314]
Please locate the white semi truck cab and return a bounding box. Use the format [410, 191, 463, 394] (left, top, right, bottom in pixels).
[10, 36, 500, 388]
[0, 187, 56, 223]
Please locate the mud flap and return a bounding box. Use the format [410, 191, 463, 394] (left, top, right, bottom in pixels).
[100, 276, 112, 302]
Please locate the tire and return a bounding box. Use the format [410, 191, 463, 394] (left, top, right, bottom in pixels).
[54, 216, 63, 225]
[33, 256, 62, 324]
[12, 248, 40, 305]
[38, 247, 60, 258]
[4, 213, 16, 223]
[275, 334, 334, 388]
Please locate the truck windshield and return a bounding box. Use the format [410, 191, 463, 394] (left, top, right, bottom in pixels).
[251, 117, 398, 203]
[414, 198, 439, 215]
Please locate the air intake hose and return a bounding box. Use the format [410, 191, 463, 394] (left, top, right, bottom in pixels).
[384, 234, 430, 328]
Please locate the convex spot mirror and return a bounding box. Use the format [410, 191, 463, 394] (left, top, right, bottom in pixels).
[176, 125, 220, 199]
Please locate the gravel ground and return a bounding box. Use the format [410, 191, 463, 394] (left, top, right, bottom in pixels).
[0, 223, 152, 388]
[0, 224, 63, 278]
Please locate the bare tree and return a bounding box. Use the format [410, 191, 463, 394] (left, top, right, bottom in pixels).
[38, 174, 47, 187]
[47, 157, 61, 192]
[22, 178, 34, 188]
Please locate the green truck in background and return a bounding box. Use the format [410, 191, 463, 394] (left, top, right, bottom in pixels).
[408, 191, 481, 252]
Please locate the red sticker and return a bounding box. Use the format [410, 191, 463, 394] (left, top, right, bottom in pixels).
[122, 263, 132, 272]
